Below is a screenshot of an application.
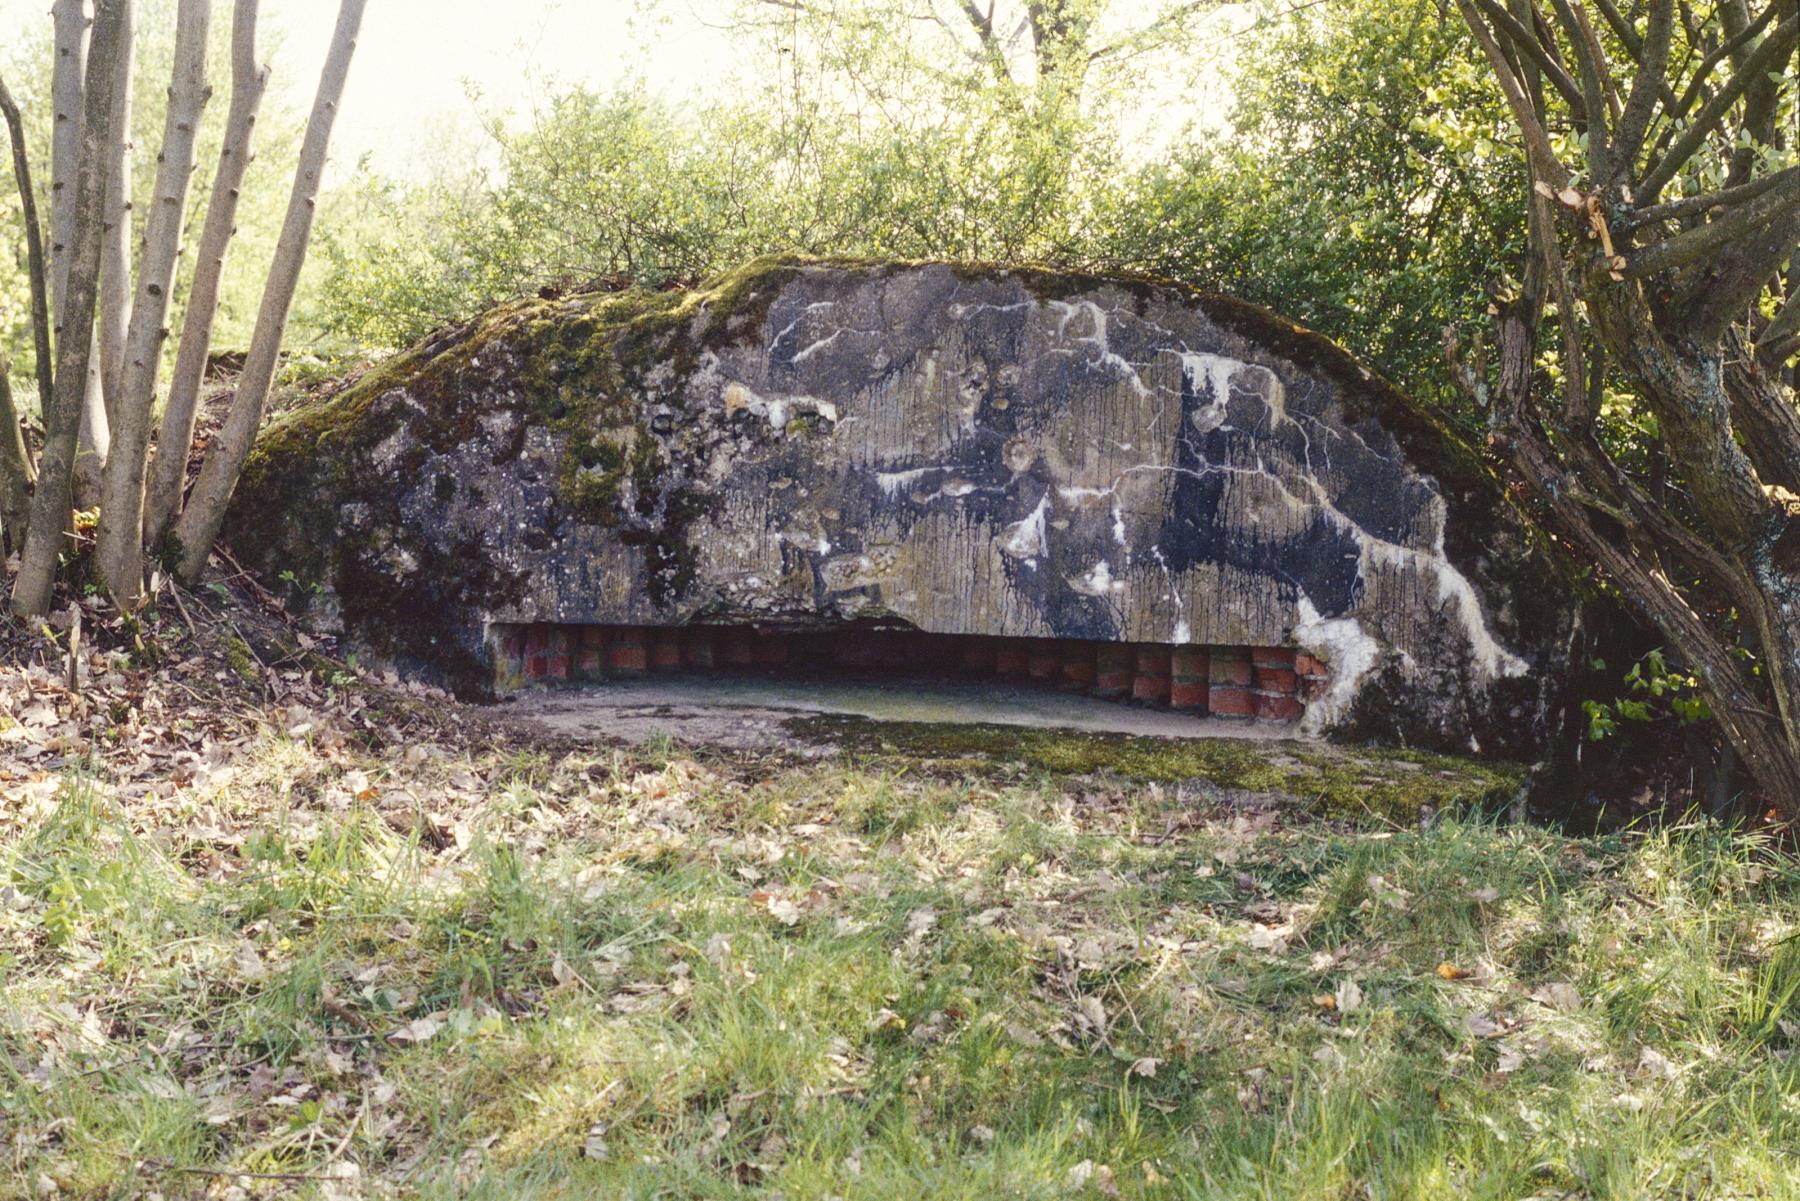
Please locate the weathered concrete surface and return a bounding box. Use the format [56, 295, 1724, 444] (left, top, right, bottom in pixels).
[226, 257, 1574, 757]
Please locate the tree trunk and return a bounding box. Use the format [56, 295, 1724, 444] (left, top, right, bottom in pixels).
[49, 0, 87, 322]
[145, 0, 269, 545]
[95, 0, 211, 601]
[14, 0, 130, 618]
[170, 0, 366, 582]
[1, 70, 55, 435]
[0, 358, 30, 551]
[98, 0, 133, 419]
[48, 0, 110, 509]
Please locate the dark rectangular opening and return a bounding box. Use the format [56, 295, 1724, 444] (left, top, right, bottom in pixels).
[492, 623, 1329, 726]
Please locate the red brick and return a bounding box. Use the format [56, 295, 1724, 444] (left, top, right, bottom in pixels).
[723, 628, 758, 667]
[650, 631, 684, 672]
[1093, 644, 1133, 699]
[576, 629, 606, 679]
[754, 632, 791, 667]
[960, 637, 997, 673]
[1299, 675, 1331, 702]
[608, 627, 648, 674]
[1251, 646, 1296, 671]
[995, 638, 1030, 675]
[1169, 678, 1209, 711]
[1255, 666, 1297, 694]
[1295, 652, 1330, 678]
[1132, 645, 1171, 705]
[1253, 692, 1304, 723]
[683, 627, 717, 670]
[1170, 645, 1210, 712]
[1027, 641, 1062, 681]
[1059, 642, 1097, 689]
[547, 628, 573, 680]
[1209, 685, 1254, 719]
[1208, 649, 1253, 687]
[832, 632, 881, 669]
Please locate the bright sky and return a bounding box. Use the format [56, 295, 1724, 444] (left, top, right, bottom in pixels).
[261, 0, 747, 177]
[0, 0, 1243, 180]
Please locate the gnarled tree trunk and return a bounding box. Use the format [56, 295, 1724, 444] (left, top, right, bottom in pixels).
[1453, 0, 1800, 812]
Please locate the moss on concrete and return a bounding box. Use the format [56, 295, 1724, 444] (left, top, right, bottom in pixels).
[788, 715, 1524, 821]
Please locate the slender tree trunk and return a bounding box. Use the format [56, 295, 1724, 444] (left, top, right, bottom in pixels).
[14, 0, 130, 618]
[49, 0, 87, 322]
[97, 0, 133, 418]
[145, 0, 268, 544]
[71, 331, 109, 507]
[95, 0, 211, 600]
[171, 0, 366, 582]
[0, 358, 30, 551]
[0, 69, 54, 440]
[48, 2, 110, 505]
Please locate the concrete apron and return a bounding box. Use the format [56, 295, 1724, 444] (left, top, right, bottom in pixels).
[499, 672, 1299, 750]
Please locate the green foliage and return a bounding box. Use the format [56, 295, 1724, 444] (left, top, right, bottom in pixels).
[316, 78, 1122, 349]
[1094, 0, 1523, 411]
[1582, 649, 1713, 741]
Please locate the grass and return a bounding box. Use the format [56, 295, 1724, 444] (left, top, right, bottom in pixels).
[4, 722, 1800, 1199]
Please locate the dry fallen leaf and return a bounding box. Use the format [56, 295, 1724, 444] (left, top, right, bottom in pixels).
[1464, 1012, 1505, 1039]
[1334, 978, 1364, 1015]
[1437, 961, 1473, 981]
[1532, 982, 1580, 1012]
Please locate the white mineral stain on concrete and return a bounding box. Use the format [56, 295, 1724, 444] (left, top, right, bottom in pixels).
[999, 493, 1052, 561]
[1293, 596, 1381, 735]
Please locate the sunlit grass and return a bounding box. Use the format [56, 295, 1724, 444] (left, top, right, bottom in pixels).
[4, 734, 1800, 1198]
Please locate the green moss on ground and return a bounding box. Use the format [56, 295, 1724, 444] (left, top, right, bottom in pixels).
[789, 715, 1524, 821]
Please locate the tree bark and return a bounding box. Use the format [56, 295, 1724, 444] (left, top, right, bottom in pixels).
[49, 0, 111, 510]
[171, 0, 366, 582]
[49, 0, 87, 322]
[0, 69, 54, 438]
[95, 0, 211, 600]
[97, 0, 133, 419]
[145, 0, 269, 544]
[14, 0, 130, 618]
[0, 358, 30, 551]
[1455, 0, 1800, 813]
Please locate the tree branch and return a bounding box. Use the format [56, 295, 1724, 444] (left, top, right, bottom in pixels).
[1661, 0, 1781, 132]
[1640, 15, 1798, 199]
[1455, 0, 1573, 188]
[1612, 0, 1673, 169]
[1471, 0, 1589, 119]
[1624, 175, 1800, 277]
[1622, 164, 1798, 229]
[0, 70, 55, 424]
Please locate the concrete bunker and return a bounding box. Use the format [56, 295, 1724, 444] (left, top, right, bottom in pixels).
[226, 257, 1575, 757]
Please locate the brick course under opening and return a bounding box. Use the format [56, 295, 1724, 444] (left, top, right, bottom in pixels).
[492, 624, 1329, 727]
